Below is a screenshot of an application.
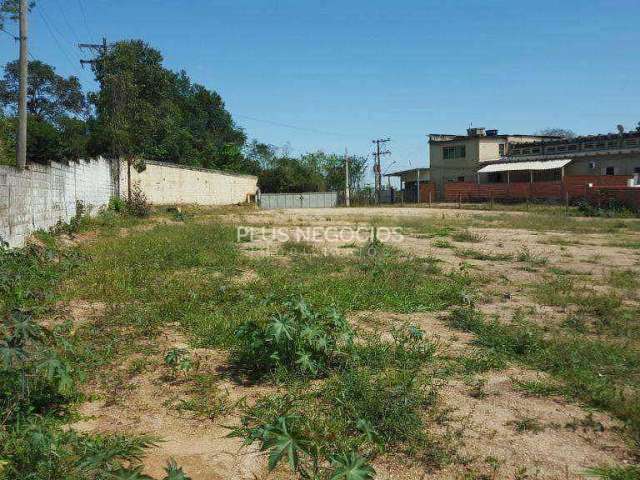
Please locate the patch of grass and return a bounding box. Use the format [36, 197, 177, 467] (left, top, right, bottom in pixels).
[584, 465, 640, 480]
[433, 239, 453, 249]
[507, 416, 545, 434]
[446, 306, 640, 445]
[457, 248, 513, 262]
[531, 274, 576, 307]
[451, 229, 485, 243]
[458, 350, 507, 374]
[0, 237, 186, 478]
[538, 236, 581, 246]
[610, 241, 640, 250]
[279, 240, 317, 255]
[513, 378, 564, 397]
[608, 270, 639, 290]
[517, 248, 548, 267]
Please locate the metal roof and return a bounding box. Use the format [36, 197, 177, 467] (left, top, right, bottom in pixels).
[384, 168, 429, 177]
[478, 159, 572, 174]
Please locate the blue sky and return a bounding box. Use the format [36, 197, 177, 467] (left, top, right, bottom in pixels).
[1, 0, 639, 184]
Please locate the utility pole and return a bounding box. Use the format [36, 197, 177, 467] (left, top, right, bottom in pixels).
[79, 38, 130, 199]
[78, 38, 109, 67]
[344, 147, 350, 207]
[16, 0, 28, 169]
[372, 138, 390, 204]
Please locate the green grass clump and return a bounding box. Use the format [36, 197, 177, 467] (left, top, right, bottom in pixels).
[451, 229, 485, 243]
[608, 270, 639, 290]
[585, 465, 640, 480]
[507, 416, 545, 434]
[517, 248, 548, 267]
[456, 248, 512, 262]
[433, 239, 453, 249]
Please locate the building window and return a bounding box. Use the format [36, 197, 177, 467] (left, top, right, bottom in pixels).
[557, 146, 567, 152]
[531, 148, 541, 154]
[634, 167, 640, 174]
[605, 166, 615, 175]
[457, 176, 465, 182]
[443, 145, 466, 160]
[567, 145, 577, 151]
[547, 147, 556, 153]
[498, 144, 505, 156]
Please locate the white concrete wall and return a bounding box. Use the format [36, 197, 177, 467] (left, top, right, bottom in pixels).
[1, 158, 258, 248]
[120, 160, 257, 205]
[0, 158, 116, 247]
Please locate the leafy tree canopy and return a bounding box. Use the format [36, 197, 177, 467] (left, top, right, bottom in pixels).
[258, 149, 367, 193]
[89, 39, 248, 173]
[0, 60, 86, 124]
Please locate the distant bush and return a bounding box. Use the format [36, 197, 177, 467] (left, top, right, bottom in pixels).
[575, 198, 636, 218]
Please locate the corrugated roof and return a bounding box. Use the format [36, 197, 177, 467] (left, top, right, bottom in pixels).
[384, 168, 429, 177]
[478, 159, 572, 173]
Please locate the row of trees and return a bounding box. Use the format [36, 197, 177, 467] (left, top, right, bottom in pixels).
[0, 37, 366, 192]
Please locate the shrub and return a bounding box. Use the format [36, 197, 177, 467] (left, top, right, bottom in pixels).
[108, 196, 126, 213]
[0, 311, 74, 424]
[51, 201, 87, 236]
[125, 183, 151, 217]
[231, 298, 354, 378]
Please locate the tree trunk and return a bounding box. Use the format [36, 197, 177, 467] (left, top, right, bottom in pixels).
[127, 157, 132, 202]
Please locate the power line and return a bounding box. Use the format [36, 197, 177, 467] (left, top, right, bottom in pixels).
[234, 113, 354, 138]
[0, 26, 18, 40]
[53, 0, 81, 45]
[76, 0, 91, 38]
[0, 26, 38, 61]
[36, 5, 82, 68]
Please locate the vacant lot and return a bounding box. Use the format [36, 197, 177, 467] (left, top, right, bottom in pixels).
[3, 205, 640, 479]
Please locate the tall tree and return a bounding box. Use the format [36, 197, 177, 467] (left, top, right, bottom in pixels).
[89, 40, 169, 198]
[89, 39, 249, 176]
[0, 60, 86, 124]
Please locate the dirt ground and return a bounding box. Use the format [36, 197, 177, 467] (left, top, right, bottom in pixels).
[70, 206, 640, 479]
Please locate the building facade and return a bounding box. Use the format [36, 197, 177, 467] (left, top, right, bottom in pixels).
[503, 131, 640, 177]
[428, 128, 556, 199]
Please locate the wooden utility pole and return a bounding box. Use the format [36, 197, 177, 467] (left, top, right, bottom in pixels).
[372, 138, 390, 204]
[344, 147, 350, 207]
[16, 0, 28, 169]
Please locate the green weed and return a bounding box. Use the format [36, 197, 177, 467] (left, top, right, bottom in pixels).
[457, 248, 513, 262]
[451, 229, 485, 243]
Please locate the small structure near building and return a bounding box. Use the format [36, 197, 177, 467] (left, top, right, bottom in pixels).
[384, 168, 434, 203]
